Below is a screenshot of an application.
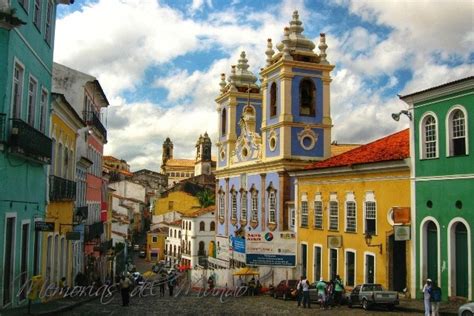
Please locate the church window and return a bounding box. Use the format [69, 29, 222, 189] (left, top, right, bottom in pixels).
[447, 107, 467, 156]
[221, 108, 227, 135]
[240, 191, 248, 221]
[270, 82, 277, 117]
[231, 190, 237, 220]
[299, 78, 315, 116]
[210, 221, 215, 231]
[251, 189, 258, 221]
[218, 190, 225, 219]
[268, 190, 277, 224]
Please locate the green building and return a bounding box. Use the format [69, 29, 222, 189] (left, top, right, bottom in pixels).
[400, 76, 473, 301]
[0, 0, 71, 309]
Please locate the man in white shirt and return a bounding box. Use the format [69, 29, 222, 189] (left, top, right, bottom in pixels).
[301, 276, 311, 309]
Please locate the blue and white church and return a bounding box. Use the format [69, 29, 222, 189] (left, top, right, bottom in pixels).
[212, 11, 335, 276]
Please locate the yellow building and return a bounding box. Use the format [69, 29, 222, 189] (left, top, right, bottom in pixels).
[42, 93, 85, 287]
[292, 129, 412, 292]
[146, 227, 168, 261]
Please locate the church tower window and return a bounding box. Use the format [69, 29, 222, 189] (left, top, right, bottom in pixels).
[270, 82, 277, 117]
[299, 78, 316, 116]
[221, 108, 227, 135]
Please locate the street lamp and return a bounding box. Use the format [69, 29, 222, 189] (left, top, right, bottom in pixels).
[364, 232, 383, 254]
[391, 110, 412, 121]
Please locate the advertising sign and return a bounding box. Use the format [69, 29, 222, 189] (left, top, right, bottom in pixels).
[216, 235, 230, 261]
[394, 225, 411, 241]
[246, 231, 296, 267]
[231, 236, 246, 263]
[35, 221, 55, 232]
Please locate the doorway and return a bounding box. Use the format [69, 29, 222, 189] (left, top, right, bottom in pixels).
[455, 222, 468, 297]
[389, 235, 406, 291]
[301, 244, 307, 277]
[330, 249, 338, 281]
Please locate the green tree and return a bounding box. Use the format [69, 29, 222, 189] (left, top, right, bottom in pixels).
[197, 189, 215, 208]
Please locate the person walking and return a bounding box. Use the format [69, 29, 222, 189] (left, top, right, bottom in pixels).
[159, 272, 166, 297]
[429, 281, 442, 316]
[248, 277, 256, 296]
[301, 276, 311, 309]
[422, 278, 433, 316]
[334, 275, 344, 306]
[168, 271, 176, 297]
[316, 277, 327, 309]
[296, 276, 303, 307]
[119, 274, 132, 306]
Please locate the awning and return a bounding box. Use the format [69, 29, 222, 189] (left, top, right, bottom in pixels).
[232, 267, 260, 276]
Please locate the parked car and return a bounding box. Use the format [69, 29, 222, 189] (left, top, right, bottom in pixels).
[272, 279, 299, 300]
[459, 302, 474, 316]
[139, 250, 146, 258]
[347, 284, 399, 310]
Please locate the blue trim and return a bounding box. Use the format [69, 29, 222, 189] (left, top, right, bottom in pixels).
[292, 68, 322, 75]
[291, 126, 325, 157]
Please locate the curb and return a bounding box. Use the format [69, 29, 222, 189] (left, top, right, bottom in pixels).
[37, 296, 100, 316]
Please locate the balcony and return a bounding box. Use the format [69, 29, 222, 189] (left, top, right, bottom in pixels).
[49, 175, 76, 201]
[85, 111, 107, 141]
[8, 118, 52, 164]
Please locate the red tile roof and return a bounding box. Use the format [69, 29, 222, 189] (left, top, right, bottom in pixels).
[305, 129, 409, 170]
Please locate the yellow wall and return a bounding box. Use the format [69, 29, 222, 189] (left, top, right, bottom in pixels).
[297, 169, 411, 290]
[146, 231, 167, 261]
[154, 191, 200, 216]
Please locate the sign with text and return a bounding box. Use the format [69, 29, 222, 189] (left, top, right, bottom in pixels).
[216, 235, 230, 262]
[35, 221, 55, 232]
[394, 225, 411, 241]
[245, 231, 296, 267]
[393, 207, 410, 224]
[231, 236, 246, 263]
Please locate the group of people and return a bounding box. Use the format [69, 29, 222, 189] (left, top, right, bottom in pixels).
[422, 278, 442, 316]
[296, 275, 345, 309]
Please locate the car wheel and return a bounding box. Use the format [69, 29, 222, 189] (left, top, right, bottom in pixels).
[283, 293, 287, 300]
[362, 299, 370, 310]
[461, 311, 473, 316]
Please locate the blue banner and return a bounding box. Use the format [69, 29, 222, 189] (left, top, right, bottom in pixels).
[231, 236, 245, 253]
[246, 254, 296, 266]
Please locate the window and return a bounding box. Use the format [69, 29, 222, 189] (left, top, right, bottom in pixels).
[422, 114, 437, 159]
[12, 63, 24, 118]
[448, 108, 467, 156]
[57, 143, 63, 177]
[289, 207, 295, 228]
[231, 191, 237, 220]
[270, 82, 277, 117]
[268, 190, 276, 224]
[299, 78, 315, 116]
[19, 0, 29, 12]
[329, 201, 339, 230]
[168, 201, 174, 210]
[251, 189, 258, 221]
[218, 191, 225, 218]
[63, 146, 69, 178]
[39, 89, 47, 133]
[210, 221, 215, 231]
[19, 223, 29, 301]
[45, 1, 53, 45]
[301, 201, 308, 227]
[346, 251, 355, 286]
[314, 196, 323, 229]
[152, 236, 157, 243]
[33, 0, 41, 30]
[240, 191, 248, 221]
[199, 221, 205, 231]
[3, 217, 16, 305]
[221, 108, 227, 135]
[345, 201, 356, 232]
[364, 200, 376, 235]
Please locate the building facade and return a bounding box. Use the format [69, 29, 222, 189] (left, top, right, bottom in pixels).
[400, 77, 474, 300]
[292, 129, 412, 292]
[0, 0, 71, 309]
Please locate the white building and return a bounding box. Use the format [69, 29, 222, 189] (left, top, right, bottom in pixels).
[164, 220, 182, 266]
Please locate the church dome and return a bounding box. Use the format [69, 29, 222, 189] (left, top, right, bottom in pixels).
[227, 51, 260, 92]
[276, 10, 316, 53]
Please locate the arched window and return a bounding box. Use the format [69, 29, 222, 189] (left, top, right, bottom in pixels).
[421, 114, 438, 159]
[447, 108, 467, 156]
[240, 191, 248, 221]
[57, 143, 63, 177]
[199, 221, 205, 231]
[231, 190, 237, 220]
[221, 108, 227, 135]
[63, 146, 69, 178]
[299, 78, 315, 116]
[251, 189, 258, 222]
[270, 82, 277, 117]
[210, 221, 215, 231]
[198, 241, 205, 256]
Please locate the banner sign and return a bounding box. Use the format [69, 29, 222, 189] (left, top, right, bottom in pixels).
[216, 235, 230, 262]
[394, 225, 411, 241]
[245, 231, 296, 267]
[35, 221, 55, 232]
[231, 236, 246, 263]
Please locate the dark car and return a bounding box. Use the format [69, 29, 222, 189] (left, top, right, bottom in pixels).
[273, 279, 299, 300]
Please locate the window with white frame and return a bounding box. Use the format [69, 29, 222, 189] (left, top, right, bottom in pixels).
[314, 193, 323, 229]
[45, 1, 53, 45]
[39, 89, 47, 133]
[33, 0, 41, 30]
[422, 114, 437, 159]
[240, 191, 247, 221]
[12, 63, 24, 119]
[231, 190, 237, 220]
[448, 108, 467, 156]
[268, 190, 276, 224]
[364, 192, 376, 235]
[301, 195, 308, 228]
[329, 198, 339, 231]
[345, 192, 356, 232]
[251, 189, 258, 221]
[289, 207, 295, 228]
[218, 190, 225, 218]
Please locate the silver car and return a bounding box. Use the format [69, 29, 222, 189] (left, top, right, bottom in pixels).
[347, 283, 399, 310]
[459, 302, 474, 316]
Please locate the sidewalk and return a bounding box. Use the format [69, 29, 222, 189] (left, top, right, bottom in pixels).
[0, 296, 98, 316]
[397, 297, 464, 315]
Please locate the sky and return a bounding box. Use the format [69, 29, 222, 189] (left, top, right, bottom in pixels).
[54, 0, 473, 172]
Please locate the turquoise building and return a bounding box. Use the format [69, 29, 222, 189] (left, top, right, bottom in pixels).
[0, 0, 71, 309]
[400, 76, 474, 301]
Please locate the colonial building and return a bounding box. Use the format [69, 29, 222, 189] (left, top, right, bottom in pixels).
[146, 227, 168, 262]
[214, 10, 334, 275]
[164, 220, 182, 266]
[0, 0, 72, 309]
[291, 129, 412, 292]
[400, 76, 474, 300]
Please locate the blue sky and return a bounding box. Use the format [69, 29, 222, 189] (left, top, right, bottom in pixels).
[54, 0, 473, 171]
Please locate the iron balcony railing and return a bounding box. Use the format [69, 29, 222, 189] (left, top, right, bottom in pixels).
[9, 118, 52, 164]
[49, 175, 76, 201]
[85, 111, 107, 141]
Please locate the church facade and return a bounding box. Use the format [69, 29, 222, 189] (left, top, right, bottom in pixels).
[214, 11, 334, 270]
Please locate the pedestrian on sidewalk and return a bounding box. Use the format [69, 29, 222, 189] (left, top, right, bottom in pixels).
[159, 272, 166, 297]
[168, 271, 176, 297]
[301, 276, 311, 309]
[422, 278, 433, 316]
[429, 281, 442, 316]
[119, 274, 132, 306]
[296, 276, 303, 307]
[334, 275, 344, 307]
[316, 278, 327, 309]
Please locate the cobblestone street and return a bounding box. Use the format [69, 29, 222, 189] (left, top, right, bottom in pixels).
[58, 290, 417, 316]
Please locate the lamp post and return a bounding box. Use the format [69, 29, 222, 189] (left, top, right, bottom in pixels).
[364, 232, 383, 254]
[391, 110, 412, 121]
